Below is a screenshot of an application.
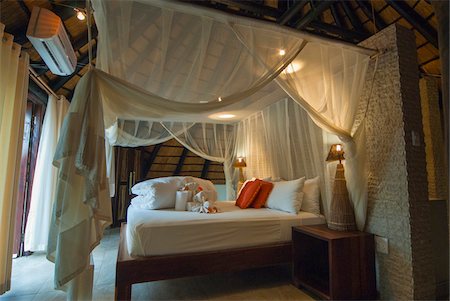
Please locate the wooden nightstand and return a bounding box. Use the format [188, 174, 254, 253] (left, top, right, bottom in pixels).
[292, 224, 376, 300]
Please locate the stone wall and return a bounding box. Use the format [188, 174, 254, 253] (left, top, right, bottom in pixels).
[358, 24, 435, 299]
[419, 76, 447, 200]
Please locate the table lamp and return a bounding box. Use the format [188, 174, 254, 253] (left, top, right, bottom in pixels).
[326, 144, 356, 231]
[234, 157, 247, 184]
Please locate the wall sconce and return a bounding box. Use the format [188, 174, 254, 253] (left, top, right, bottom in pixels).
[326, 144, 356, 231]
[233, 157, 247, 184]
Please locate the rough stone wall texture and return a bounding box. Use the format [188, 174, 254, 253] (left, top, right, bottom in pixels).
[358, 24, 435, 300]
[419, 76, 447, 200]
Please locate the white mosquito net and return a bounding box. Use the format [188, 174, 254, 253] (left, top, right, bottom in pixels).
[48, 0, 375, 297]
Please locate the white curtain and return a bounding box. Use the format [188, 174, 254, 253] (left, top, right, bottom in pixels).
[47, 71, 112, 296]
[0, 24, 29, 295]
[275, 43, 370, 229]
[24, 95, 69, 252]
[235, 99, 329, 215]
[162, 122, 237, 198]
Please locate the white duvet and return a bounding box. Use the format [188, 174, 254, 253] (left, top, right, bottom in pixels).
[126, 201, 325, 257]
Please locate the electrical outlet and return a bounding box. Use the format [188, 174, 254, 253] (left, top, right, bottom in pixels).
[375, 235, 389, 254]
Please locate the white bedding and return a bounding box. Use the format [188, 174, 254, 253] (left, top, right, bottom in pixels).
[126, 201, 325, 257]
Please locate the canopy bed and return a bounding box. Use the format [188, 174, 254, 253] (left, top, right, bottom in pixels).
[46, 0, 377, 300]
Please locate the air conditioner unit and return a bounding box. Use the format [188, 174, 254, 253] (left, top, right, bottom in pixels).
[27, 6, 77, 76]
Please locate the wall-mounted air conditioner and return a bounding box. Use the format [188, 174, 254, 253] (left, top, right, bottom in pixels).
[27, 6, 77, 76]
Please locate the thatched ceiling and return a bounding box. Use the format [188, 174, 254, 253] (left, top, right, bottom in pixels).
[0, 0, 442, 105]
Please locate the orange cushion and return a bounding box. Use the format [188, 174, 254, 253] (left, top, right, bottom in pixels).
[236, 180, 262, 209]
[251, 180, 274, 208]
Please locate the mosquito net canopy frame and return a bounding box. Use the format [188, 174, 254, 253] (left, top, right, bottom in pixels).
[47, 0, 376, 297]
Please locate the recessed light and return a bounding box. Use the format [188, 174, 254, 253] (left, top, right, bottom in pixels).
[217, 114, 235, 119]
[279, 49, 286, 56]
[218, 97, 222, 102]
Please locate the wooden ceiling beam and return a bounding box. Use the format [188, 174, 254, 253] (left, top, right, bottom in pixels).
[357, 0, 387, 31]
[385, 0, 438, 48]
[294, 0, 334, 29]
[142, 144, 163, 178]
[341, 1, 367, 33]
[210, 0, 281, 18]
[174, 148, 189, 175]
[330, 3, 344, 28]
[278, 0, 308, 25]
[201, 160, 211, 179]
[308, 20, 369, 42]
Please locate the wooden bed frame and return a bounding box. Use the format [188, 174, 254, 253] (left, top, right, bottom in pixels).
[115, 223, 293, 301]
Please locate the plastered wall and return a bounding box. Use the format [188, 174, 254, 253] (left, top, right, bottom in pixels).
[358, 24, 435, 300]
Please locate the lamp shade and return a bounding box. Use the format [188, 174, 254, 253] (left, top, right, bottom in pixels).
[326, 144, 345, 162]
[233, 157, 247, 168]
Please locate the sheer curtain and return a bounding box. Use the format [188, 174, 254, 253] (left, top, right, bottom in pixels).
[235, 98, 328, 215]
[24, 95, 70, 252]
[0, 24, 29, 295]
[275, 42, 370, 229]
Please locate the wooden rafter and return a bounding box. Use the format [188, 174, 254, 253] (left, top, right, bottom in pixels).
[308, 20, 368, 42]
[211, 0, 281, 19]
[174, 148, 189, 175]
[142, 144, 162, 178]
[329, 3, 344, 28]
[278, 0, 308, 25]
[340, 1, 366, 33]
[385, 0, 438, 48]
[357, 0, 387, 31]
[294, 1, 334, 29]
[201, 160, 211, 178]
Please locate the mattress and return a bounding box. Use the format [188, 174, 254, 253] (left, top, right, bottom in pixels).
[126, 201, 325, 257]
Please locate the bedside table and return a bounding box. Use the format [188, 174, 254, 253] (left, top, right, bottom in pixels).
[292, 225, 376, 300]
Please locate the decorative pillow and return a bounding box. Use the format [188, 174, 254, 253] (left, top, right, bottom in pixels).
[131, 176, 185, 195]
[237, 179, 253, 198]
[250, 180, 274, 208]
[301, 176, 321, 214]
[236, 180, 262, 209]
[265, 177, 305, 214]
[184, 177, 218, 202]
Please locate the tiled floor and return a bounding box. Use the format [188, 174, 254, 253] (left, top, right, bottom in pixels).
[0, 229, 313, 301]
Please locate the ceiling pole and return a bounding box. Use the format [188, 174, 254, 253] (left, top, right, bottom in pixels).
[294, 0, 334, 29]
[386, 0, 438, 48]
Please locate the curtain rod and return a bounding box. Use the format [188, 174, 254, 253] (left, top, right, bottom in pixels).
[28, 66, 60, 100]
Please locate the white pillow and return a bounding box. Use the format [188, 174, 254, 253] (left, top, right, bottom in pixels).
[132, 181, 181, 209]
[301, 176, 321, 214]
[265, 177, 305, 214]
[131, 176, 185, 195]
[130, 195, 153, 210]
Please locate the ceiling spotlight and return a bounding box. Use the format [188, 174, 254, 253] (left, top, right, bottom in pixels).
[218, 97, 222, 102]
[75, 9, 86, 21]
[279, 49, 286, 56]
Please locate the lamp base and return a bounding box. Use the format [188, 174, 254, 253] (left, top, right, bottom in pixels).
[327, 163, 356, 231]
